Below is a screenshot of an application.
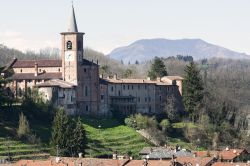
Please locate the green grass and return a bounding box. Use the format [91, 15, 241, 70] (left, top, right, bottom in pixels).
[82, 117, 152, 159]
[0, 106, 51, 161]
[172, 122, 197, 129]
[0, 138, 50, 161]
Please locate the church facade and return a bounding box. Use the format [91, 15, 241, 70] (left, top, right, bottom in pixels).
[3, 5, 183, 116]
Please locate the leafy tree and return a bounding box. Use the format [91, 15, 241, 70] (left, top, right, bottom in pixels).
[183, 62, 204, 121]
[0, 68, 14, 108]
[147, 57, 168, 80]
[160, 119, 171, 133]
[164, 94, 182, 122]
[17, 112, 30, 139]
[123, 69, 133, 78]
[124, 116, 137, 128]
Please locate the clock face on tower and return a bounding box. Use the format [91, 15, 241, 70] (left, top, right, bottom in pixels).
[65, 51, 74, 61]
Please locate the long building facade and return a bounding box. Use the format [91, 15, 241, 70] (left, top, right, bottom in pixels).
[2, 5, 184, 116]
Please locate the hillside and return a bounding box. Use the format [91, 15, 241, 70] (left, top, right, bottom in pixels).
[109, 38, 250, 64]
[82, 117, 151, 158]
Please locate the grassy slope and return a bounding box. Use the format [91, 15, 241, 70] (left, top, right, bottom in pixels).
[0, 106, 194, 160]
[0, 107, 51, 161]
[82, 117, 152, 159]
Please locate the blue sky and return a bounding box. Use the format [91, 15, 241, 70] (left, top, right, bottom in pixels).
[0, 0, 250, 55]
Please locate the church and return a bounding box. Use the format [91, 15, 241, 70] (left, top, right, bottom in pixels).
[3, 5, 183, 116]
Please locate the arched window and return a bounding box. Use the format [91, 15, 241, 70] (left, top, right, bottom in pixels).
[67, 41, 72, 50]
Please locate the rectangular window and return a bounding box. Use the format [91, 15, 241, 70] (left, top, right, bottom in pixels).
[132, 85, 134, 90]
[101, 94, 104, 101]
[127, 85, 130, 90]
[145, 85, 147, 89]
[111, 86, 114, 92]
[148, 97, 151, 102]
[160, 96, 162, 101]
[85, 105, 89, 111]
[85, 86, 88, 96]
[145, 97, 147, 102]
[138, 85, 140, 90]
[138, 97, 140, 102]
[123, 85, 125, 90]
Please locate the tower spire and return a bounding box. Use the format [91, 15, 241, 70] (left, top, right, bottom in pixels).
[68, 2, 78, 32]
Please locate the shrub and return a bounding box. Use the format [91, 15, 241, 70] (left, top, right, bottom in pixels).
[17, 112, 30, 139]
[160, 119, 171, 132]
[124, 116, 136, 129]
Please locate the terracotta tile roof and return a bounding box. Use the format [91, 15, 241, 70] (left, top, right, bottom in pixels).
[176, 156, 214, 166]
[12, 59, 62, 68]
[105, 78, 172, 85]
[194, 151, 219, 158]
[11, 72, 62, 80]
[14, 157, 129, 166]
[126, 160, 172, 166]
[36, 79, 76, 88]
[162, 76, 184, 80]
[212, 162, 249, 166]
[218, 149, 247, 160]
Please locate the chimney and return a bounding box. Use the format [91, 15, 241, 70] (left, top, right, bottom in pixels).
[114, 74, 117, 80]
[113, 152, 118, 160]
[34, 62, 38, 76]
[147, 77, 151, 80]
[78, 152, 83, 158]
[157, 77, 161, 82]
[100, 74, 103, 78]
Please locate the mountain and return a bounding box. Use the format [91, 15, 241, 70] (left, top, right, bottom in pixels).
[109, 38, 250, 64]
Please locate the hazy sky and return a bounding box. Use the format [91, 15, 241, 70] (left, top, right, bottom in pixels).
[0, 0, 250, 55]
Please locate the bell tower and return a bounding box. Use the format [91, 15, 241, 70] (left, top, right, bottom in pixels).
[61, 5, 84, 85]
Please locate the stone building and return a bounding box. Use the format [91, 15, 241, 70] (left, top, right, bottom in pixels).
[3, 5, 184, 116]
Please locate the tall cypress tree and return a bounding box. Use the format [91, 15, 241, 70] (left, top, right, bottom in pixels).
[183, 62, 204, 121]
[50, 109, 86, 157]
[50, 108, 71, 156]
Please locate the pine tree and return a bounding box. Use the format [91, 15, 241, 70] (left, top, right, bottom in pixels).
[71, 117, 85, 156]
[147, 57, 168, 80]
[50, 109, 86, 157]
[50, 108, 71, 156]
[183, 62, 204, 122]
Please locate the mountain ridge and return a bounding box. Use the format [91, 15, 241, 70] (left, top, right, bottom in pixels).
[109, 38, 250, 64]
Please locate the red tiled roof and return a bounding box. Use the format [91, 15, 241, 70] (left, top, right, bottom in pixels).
[176, 156, 214, 166]
[126, 160, 172, 166]
[194, 151, 219, 158]
[212, 162, 249, 166]
[12, 60, 62, 68]
[36, 79, 75, 88]
[11, 72, 62, 80]
[14, 157, 129, 166]
[219, 149, 246, 160]
[105, 78, 172, 85]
